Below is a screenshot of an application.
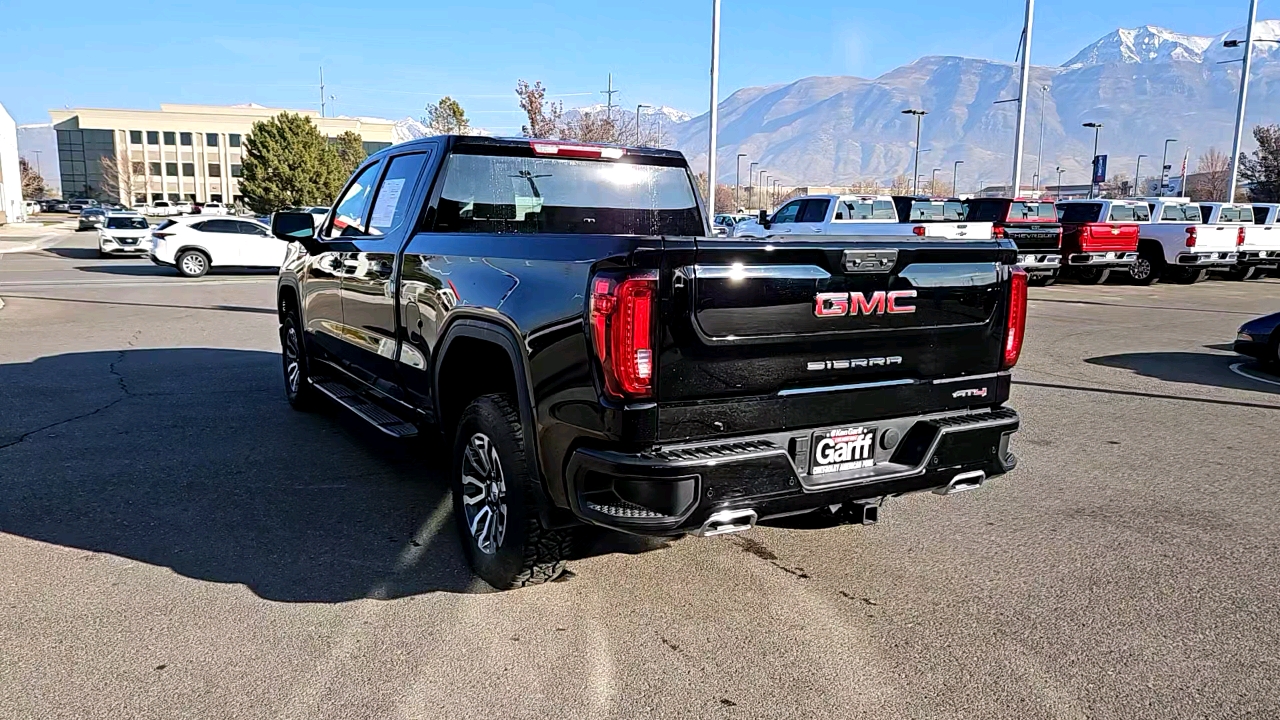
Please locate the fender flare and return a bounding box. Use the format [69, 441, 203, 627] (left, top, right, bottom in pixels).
[434, 316, 546, 490]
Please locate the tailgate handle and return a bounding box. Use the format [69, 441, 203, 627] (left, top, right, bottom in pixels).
[843, 249, 898, 273]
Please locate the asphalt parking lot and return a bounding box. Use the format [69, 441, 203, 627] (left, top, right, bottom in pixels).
[2, 228, 1279, 720]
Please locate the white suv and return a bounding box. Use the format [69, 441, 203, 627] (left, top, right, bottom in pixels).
[148, 216, 287, 277]
[98, 213, 152, 256]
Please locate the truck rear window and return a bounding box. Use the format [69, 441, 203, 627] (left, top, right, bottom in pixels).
[908, 201, 964, 222]
[837, 199, 896, 220]
[435, 153, 703, 235]
[1108, 205, 1150, 222]
[1218, 206, 1254, 223]
[1007, 202, 1056, 222]
[1160, 205, 1202, 222]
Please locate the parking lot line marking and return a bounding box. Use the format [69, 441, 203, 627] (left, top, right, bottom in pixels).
[0, 278, 272, 289]
[1229, 362, 1280, 388]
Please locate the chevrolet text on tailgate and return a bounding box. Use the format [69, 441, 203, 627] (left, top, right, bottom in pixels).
[272, 135, 1024, 589]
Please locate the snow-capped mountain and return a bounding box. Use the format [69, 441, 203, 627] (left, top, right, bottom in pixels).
[1064, 25, 1214, 67]
[392, 116, 488, 142]
[666, 20, 1280, 188]
[569, 103, 692, 124]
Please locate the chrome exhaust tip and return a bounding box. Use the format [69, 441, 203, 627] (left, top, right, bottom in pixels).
[694, 509, 758, 537]
[933, 470, 986, 496]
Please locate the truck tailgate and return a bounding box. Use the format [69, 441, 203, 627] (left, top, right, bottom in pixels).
[1193, 225, 1240, 252]
[919, 222, 993, 240]
[1241, 225, 1280, 252]
[658, 237, 1015, 441]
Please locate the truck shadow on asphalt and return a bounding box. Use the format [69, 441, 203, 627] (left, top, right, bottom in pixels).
[1085, 351, 1279, 396]
[75, 265, 280, 278]
[0, 348, 662, 601]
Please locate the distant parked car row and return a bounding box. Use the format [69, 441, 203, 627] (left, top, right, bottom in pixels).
[732, 193, 1279, 285]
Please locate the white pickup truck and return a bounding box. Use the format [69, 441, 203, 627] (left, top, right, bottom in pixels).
[732, 194, 993, 241]
[1203, 203, 1280, 280]
[1128, 198, 1240, 285]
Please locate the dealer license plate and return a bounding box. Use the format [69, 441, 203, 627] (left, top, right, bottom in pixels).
[809, 426, 877, 476]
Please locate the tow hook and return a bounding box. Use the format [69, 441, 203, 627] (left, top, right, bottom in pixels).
[695, 509, 758, 537]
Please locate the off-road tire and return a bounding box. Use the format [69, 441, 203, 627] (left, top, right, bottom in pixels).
[1074, 266, 1111, 285]
[280, 310, 319, 411]
[453, 394, 573, 590]
[176, 249, 210, 278]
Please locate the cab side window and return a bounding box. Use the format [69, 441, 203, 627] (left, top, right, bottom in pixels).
[773, 200, 803, 224]
[323, 162, 383, 238]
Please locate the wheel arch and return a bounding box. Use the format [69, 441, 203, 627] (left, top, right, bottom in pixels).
[434, 317, 544, 487]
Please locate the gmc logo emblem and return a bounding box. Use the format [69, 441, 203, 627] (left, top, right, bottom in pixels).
[815, 290, 917, 317]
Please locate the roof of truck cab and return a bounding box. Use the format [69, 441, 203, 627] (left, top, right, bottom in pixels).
[364, 134, 688, 163]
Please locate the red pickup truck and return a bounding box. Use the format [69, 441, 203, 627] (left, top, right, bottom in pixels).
[1053, 200, 1143, 284]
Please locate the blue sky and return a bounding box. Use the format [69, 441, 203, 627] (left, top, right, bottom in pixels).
[1, 0, 1265, 128]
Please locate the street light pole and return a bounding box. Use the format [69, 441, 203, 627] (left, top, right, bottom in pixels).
[735, 153, 746, 209]
[706, 0, 722, 216]
[635, 104, 651, 146]
[902, 109, 928, 195]
[1083, 122, 1102, 198]
[931, 168, 941, 196]
[1035, 85, 1048, 190]
[761, 173, 770, 210]
[1134, 154, 1148, 197]
[953, 160, 964, 196]
[1159, 138, 1177, 197]
[748, 162, 758, 209]
[1056, 166, 1065, 195]
[1229, 0, 1260, 202]
[1011, 0, 1036, 196]
[31, 149, 42, 177]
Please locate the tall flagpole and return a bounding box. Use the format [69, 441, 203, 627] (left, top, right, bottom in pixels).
[1010, 0, 1036, 196]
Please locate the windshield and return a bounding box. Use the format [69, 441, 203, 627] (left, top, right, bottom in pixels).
[837, 199, 897, 220]
[1007, 202, 1056, 222]
[106, 217, 149, 230]
[436, 152, 702, 235]
[1108, 204, 1151, 222]
[910, 201, 965, 222]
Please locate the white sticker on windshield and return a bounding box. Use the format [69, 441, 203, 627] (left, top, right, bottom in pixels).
[369, 178, 406, 229]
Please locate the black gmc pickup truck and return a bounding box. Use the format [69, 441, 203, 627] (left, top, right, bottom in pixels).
[272, 135, 1025, 589]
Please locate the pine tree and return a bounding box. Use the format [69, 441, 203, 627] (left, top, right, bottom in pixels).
[240, 112, 346, 214]
[1240, 124, 1280, 202]
[425, 96, 471, 135]
[333, 131, 366, 178]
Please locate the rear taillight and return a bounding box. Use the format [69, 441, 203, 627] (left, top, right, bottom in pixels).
[1185, 226, 1197, 248]
[992, 226, 1006, 239]
[589, 271, 657, 399]
[1003, 267, 1028, 370]
[912, 226, 925, 237]
[1237, 227, 1247, 247]
[153, 231, 173, 238]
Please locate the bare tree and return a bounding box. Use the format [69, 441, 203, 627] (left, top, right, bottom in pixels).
[98, 153, 143, 205]
[19, 157, 47, 199]
[516, 80, 564, 139]
[1189, 147, 1231, 202]
[889, 174, 912, 195]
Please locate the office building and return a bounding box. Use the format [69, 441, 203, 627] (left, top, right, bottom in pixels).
[48, 104, 396, 206]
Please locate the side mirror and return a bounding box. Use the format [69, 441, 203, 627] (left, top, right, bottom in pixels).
[272, 211, 322, 252]
[758, 209, 771, 229]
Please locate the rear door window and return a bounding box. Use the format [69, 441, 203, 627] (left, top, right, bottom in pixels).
[324, 161, 383, 238]
[797, 199, 830, 223]
[910, 200, 964, 221]
[368, 152, 430, 236]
